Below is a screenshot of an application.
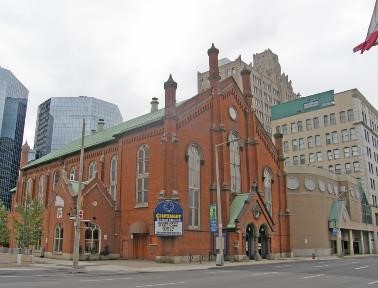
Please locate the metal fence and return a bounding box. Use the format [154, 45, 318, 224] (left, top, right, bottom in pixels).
[0, 246, 34, 255]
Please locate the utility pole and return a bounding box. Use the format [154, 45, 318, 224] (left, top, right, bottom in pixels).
[73, 119, 85, 270]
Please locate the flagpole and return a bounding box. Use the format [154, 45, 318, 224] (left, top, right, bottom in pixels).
[73, 119, 85, 270]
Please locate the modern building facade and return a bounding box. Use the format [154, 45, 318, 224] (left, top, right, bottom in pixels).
[33, 96, 123, 158]
[272, 89, 378, 208]
[198, 49, 300, 135]
[286, 166, 377, 257]
[10, 45, 291, 262]
[0, 67, 28, 209]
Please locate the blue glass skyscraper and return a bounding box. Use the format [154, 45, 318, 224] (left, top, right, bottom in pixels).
[0, 67, 28, 209]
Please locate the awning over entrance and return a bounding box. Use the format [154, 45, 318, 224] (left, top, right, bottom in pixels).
[227, 193, 250, 229]
[129, 221, 149, 234]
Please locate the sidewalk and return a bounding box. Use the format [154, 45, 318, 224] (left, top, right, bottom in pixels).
[29, 255, 339, 273]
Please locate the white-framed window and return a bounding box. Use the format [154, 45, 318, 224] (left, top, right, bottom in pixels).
[324, 115, 329, 127]
[353, 161, 360, 172]
[326, 133, 331, 145]
[350, 128, 357, 140]
[330, 113, 336, 125]
[352, 146, 359, 156]
[307, 136, 314, 148]
[291, 122, 297, 133]
[339, 111, 346, 123]
[327, 150, 333, 160]
[84, 222, 100, 254]
[333, 149, 340, 159]
[345, 163, 352, 174]
[88, 161, 97, 180]
[53, 170, 60, 185]
[341, 129, 349, 142]
[53, 223, 63, 253]
[332, 131, 338, 144]
[344, 147, 350, 158]
[347, 109, 354, 122]
[329, 165, 334, 173]
[292, 139, 298, 151]
[282, 124, 288, 135]
[313, 117, 319, 129]
[300, 154, 305, 165]
[306, 119, 312, 130]
[315, 135, 321, 146]
[70, 166, 77, 181]
[297, 121, 303, 132]
[109, 156, 117, 201]
[299, 138, 305, 150]
[335, 164, 341, 174]
[188, 145, 201, 228]
[309, 153, 316, 163]
[293, 156, 299, 166]
[229, 133, 241, 193]
[316, 152, 323, 162]
[263, 168, 272, 215]
[283, 141, 289, 153]
[136, 144, 149, 204]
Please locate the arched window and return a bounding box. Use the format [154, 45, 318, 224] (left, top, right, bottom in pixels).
[84, 222, 100, 254]
[264, 168, 273, 215]
[26, 178, 33, 196]
[229, 132, 241, 193]
[88, 161, 97, 180]
[188, 145, 201, 228]
[38, 175, 46, 206]
[53, 223, 64, 253]
[53, 170, 60, 185]
[69, 166, 77, 181]
[136, 145, 149, 204]
[109, 156, 117, 200]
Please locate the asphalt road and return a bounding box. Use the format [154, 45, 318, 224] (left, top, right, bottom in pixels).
[0, 256, 377, 288]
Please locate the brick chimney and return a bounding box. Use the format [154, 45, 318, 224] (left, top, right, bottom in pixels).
[207, 43, 220, 87]
[164, 74, 177, 118]
[150, 97, 159, 113]
[20, 141, 30, 168]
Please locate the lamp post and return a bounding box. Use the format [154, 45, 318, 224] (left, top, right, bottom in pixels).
[214, 138, 239, 266]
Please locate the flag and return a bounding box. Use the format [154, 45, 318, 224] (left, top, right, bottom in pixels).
[353, 0, 378, 53]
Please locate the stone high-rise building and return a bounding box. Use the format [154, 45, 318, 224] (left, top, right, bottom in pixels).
[198, 49, 299, 134]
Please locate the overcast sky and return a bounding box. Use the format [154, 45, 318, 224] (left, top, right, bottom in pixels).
[1, 0, 377, 145]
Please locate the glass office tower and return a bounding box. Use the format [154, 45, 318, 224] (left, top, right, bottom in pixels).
[0, 67, 28, 209]
[34, 96, 123, 158]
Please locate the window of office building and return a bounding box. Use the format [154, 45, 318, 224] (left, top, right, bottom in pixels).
[293, 156, 299, 166]
[307, 136, 314, 148]
[313, 117, 319, 129]
[339, 111, 346, 123]
[341, 129, 349, 142]
[299, 138, 305, 150]
[353, 161, 360, 172]
[350, 128, 357, 140]
[282, 124, 288, 135]
[347, 109, 354, 122]
[345, 163, 352, 174]
[283, 141, 289, 153]
[315, 135, 321, 146]
[297, 121, 303, 132]
[300, 154, 305, 165]
[324, 115, 329, 127]
[306, 119, 312, 130]
[332, 131, 338, 144]
[329, 165, 334, 173]
[330, 113, 336, 125]
[309, 153, 316, 164]
[335, 164, 342, 174]
[344, 147, 350, 158]
[333, 149, 340, 159]
[327, 150, 333, 160]
[291, 122, 297, 133]
[352, 146, 359, 156]
[317, 152, 323, 162]
[292, 139, 298, 151]
[326, 133, 331, 145]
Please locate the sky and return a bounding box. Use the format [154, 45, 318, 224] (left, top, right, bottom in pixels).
[1, 0, 377, 146]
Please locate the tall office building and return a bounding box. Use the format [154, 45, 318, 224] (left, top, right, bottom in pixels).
[34, 96, 123, 158]
[272, 89, 378, 206]
[0, 67, 28, 209]
[198, 49, 300, 134]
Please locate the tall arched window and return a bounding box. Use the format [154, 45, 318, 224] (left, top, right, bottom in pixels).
[136, 145, 149, 204]
[229, 132, 241, 193]
[26, 178, 33, 196]
[53, 223, 64, 253]
[109, 156, 117, 200]
[264, 168, 273, 215]
[84, 222, 100, 254]
[69, 166, 77, 181]
[188, 145, 201, 228]
[88, 161, 97, 180]
[38, 175, 46, 206]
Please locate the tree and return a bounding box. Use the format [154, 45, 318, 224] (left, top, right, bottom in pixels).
[13, 193, 44, 250]
[0, 201, 10, 247]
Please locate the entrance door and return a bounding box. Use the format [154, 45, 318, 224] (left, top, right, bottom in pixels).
[259, 225, 268, 259]
[133, 234, 147, 259]
[245, 224, 255, 259]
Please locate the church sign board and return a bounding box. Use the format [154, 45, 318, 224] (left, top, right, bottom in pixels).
[154, 200, 183, 237]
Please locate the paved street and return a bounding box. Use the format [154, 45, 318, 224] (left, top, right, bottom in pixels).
[0, 256, 377, 288]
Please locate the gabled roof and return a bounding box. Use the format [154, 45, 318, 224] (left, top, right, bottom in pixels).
[24, 108, 166, 169]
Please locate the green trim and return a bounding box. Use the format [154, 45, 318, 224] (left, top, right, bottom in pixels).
[227, 193, 250, 228]
[272, 90, 334, 120]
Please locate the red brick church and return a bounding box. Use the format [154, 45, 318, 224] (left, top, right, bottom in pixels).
[10, 44, 291, 262]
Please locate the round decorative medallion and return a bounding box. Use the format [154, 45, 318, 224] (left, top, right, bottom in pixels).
[304, 177, 316, 191]
[252, 203, 261, 219]
[327, 183, 333, 194]
[92, 200, 98, 207]
[318, 180, 326, 192]
[287, 176, 300, 190]
[229, 106, 237, 121]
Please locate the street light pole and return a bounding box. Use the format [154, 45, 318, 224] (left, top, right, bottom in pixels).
[73, 119, 85, 270]
[214, 138, 240, 266]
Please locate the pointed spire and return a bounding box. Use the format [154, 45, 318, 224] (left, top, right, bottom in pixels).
[207, 43, 219, 55]
[164, 74, 177, 89]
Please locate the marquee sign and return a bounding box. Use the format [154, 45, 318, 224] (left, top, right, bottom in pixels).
[154, 200, 183, 237]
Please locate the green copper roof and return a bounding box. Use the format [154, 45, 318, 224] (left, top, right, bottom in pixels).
[24, 108, 166, 169]
[271, 90, 335, 121]
[227, 193, 250, 229]
[329, 200, 346, 221]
